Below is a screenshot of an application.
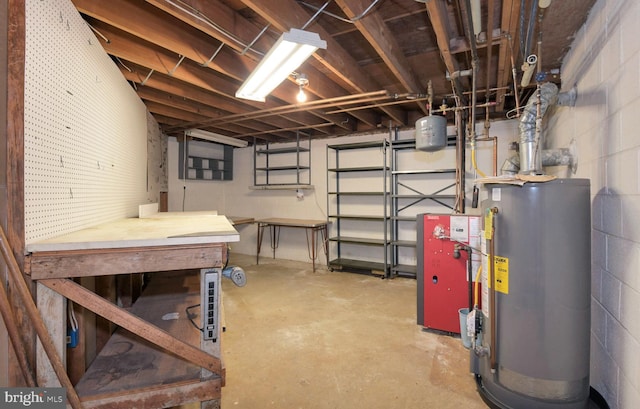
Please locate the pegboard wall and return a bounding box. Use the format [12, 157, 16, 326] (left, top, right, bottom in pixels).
[24, 0, 148, 244]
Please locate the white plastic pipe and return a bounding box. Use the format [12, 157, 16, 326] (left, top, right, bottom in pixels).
[538, 0, 552, 9]
[520, 54, 538, 87]
[471, 0, 482, 35]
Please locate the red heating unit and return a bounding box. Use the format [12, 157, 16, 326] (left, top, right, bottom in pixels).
[416, 214, 481, 333]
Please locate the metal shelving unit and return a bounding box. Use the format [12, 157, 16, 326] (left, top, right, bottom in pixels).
[326, 140, 390, 276]
[390, 138, 459, 278]
[253, 132, 311, 188]
[179, 139, 234, 181]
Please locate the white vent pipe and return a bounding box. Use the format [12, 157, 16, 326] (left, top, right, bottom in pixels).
[538, 0, 552, 9]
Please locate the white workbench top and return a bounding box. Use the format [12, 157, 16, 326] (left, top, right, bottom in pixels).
[26, 213, 239, 253]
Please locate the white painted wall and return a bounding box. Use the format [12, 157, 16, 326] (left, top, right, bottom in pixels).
[167, 137, 227, 213]
[545, 0, 640, 407]
[167, 120, 517, 264]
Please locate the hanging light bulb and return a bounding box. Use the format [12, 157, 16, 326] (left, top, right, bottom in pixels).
[295, 73, 309, 103]
[297, 85, 307, 103]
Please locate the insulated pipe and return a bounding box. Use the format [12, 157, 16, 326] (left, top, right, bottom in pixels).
[519, 82, 559, 174]
[471, 0, 482, 36]
[446, 69, 473, 80]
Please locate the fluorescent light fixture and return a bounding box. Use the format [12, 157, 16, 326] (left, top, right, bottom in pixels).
[235, 28, 326, 102]
[185, 129, 248, 148]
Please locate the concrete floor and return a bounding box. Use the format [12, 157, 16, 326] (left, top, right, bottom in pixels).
[215, 254, 488, 409]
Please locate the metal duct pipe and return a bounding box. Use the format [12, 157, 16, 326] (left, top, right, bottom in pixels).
[501, 154, 520, 175]
[222, 266, 247, 287]
[519, 82, 558, 174]
[501, 147, 576, 175]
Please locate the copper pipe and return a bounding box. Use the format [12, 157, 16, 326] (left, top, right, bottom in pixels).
[164, 90, 389, 131]
[237, 122, 334, 138]
[0, 226, 83, 409]
[325, 96, 430, 114]
[455, 109, 466, 213]
[488, 207, 499, 372]
[475, 136, 498, 176]
[431, 100, 497, 114]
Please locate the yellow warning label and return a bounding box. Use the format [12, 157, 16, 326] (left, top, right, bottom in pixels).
[487, 255, 509, 294]
[494, 256, 509, 294]
[484, 210, 493, 240]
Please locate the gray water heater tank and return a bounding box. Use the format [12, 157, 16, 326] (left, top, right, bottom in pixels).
[415, 115, 447, 151]
[475, 179, 591, 409]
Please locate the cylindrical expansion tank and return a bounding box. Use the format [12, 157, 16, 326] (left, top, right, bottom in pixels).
[415, 115, 447, 151]
[475, 179, 591, 409]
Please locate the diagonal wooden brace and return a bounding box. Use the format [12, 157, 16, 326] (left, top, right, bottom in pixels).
[0, 274, 36, 386]
[0, 225, 83, 409]
[40, 278, 222, 376]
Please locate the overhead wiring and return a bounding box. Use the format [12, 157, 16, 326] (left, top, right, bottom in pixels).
[297, 0, 382, 24]
[162, 0, 265, 58]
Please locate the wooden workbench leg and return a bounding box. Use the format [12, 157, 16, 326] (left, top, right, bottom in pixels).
[36, 282, 66, 387]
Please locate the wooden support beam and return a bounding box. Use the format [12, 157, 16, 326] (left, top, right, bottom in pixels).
[0, 225, 83, 409]
[40, 278, 223, 377]
[79, 378, 221, 409]
[0, 274, 36, 386]
[424, 0, 468, 103]
[26, 243, 225, 279]
[496, 0, 521, 112]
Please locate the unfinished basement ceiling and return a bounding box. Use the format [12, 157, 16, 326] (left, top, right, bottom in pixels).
[72, 0, 596, 144]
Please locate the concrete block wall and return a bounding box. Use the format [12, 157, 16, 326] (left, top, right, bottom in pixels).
[545, 0, 640, 407]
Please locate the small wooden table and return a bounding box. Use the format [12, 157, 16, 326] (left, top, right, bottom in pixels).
[255, 218, 328, 272]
